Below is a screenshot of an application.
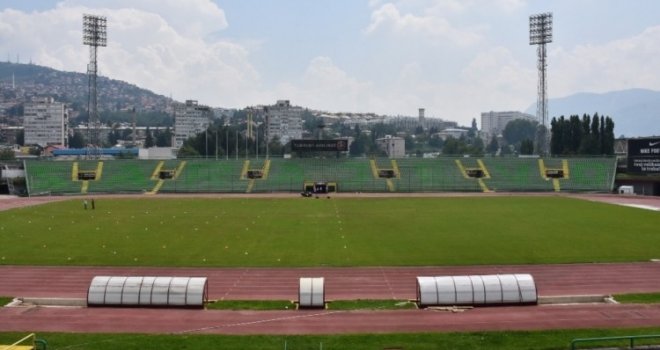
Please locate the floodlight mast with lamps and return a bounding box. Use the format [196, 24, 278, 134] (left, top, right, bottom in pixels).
[529, 12, 552, 155]
[82, 14, 107, 156]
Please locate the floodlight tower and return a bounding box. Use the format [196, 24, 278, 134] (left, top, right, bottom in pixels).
[82, 14, 107, 153]
[529, 12, 552, 154]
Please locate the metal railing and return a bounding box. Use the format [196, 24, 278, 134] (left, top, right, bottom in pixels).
[571, 334, 660, 350]
[0, 333, 48, 349]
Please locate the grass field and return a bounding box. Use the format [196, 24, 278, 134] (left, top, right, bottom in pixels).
[3, 328, 660, 350]
[614, 293, 660, 304]
[0, 196, 658, 267]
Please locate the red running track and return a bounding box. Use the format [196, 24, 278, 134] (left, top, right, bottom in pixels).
[1, 263, 659, 300]
[1, 263, 660, 334]
[2, 303, 660, 335]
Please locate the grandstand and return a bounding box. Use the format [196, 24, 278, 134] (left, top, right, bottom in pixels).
[560, 157, 617, 192]
[158, 160, 245, 193]
[396, 158, 482, 192]
[22, 157, 617, 196]
[482, 158, 553, 192]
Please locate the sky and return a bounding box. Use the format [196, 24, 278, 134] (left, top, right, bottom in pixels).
[1, 0, 660, 127]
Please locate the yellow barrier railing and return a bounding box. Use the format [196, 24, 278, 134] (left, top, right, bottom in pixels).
[0, 333, 35, 350]
[150, 161, 164, 180]
[369, 159, 379, 179]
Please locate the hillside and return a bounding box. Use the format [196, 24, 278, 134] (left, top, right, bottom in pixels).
[526, 89, 660, 138]
[0, 62, 171, 114]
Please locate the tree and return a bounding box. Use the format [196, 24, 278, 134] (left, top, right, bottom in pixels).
[467, 118, 478, 138]
[520, 139, 534, 155]
[121, 128, 132, 140]
[442, 136, 460, 155]
[428, 135, 444, 149]
[349, 134, 367, 156]
[301, 109, 320, 135]
[581, 114, 591, 137]
[336, 123, 353, 137]
[533, 124, 548, 155]
[468, 136, 484, 156]
[550, 117, 561, 155]
[603, 117, 615, 155]
[0, 148, 15, 160]
[579, 134, 599, 155]
[177, 145, 200, 158]
[486, 135, 499, 155]
[502, 119, 537, 150]
[568, 115, 583, 153]
[442, 136, 472, 155]
[500, 143, 513, 155]
[156, 127, 172, 147]
[404, 135, 415, 154]
[267, 135, 284, 156]
[68, 131, 85, 148]
[371, 123, 397, 140]
[550, 113, 615, 156]
[144, 127, 154, 148]
[107, 127, 120, 146]
[591, 113, 600, 150]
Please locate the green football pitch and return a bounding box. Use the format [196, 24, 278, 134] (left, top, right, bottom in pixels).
[0, 196, 657, 267]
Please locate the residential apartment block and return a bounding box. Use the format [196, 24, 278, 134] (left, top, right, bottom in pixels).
[264, 100, 303, 144]
[23, 97, 68, 147]
[174, 100, 212, 149]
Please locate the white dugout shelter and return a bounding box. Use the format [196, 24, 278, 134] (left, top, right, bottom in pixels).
[87, 276, 208, 308]
[416, 274, 537, 307]
[298, 277, 325, 308]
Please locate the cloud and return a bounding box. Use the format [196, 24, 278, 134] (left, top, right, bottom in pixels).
[551, 25, 660, 97]
[274, 51, 535, 127]
[371, 0, 526, 15]
[276, 57, 374, 112]
[365, 3, 482, 46]
[0, 2, 261, 108]
[58, 0, 228, 37]
[488, 0, 526, 13]
[459, 47, 536, 115]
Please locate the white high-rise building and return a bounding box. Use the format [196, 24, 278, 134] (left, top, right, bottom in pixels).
[174, 100, 212, 149]
[265, 100, 303, 144]
[480, 111, 536, 140]
[23, 97, 68, 147]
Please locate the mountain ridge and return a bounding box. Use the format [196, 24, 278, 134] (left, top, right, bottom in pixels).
[525, 88, 660, 138]
[2, 62, 658, 137]
[0, 62, 171, 113]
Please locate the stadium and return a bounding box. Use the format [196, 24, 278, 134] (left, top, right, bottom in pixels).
[2, 0, 660, 347]
[1, 155, 660, 350]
